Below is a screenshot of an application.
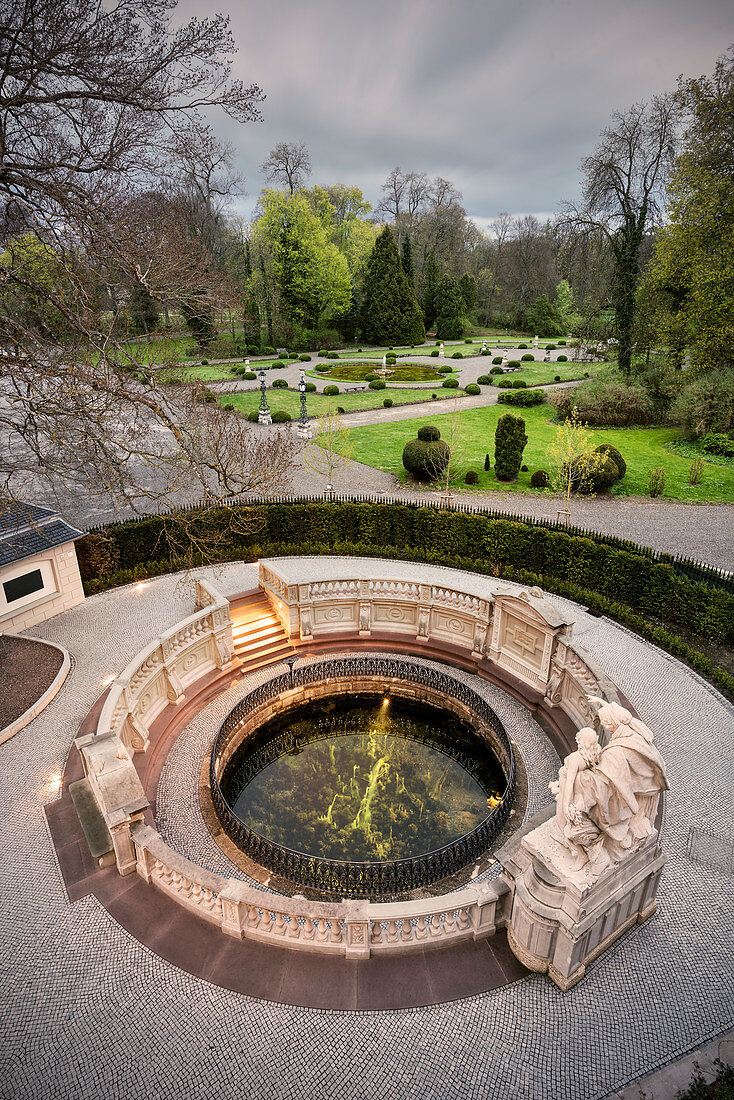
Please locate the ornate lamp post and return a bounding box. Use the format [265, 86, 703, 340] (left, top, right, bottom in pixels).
[297, 370, 312, 440]
[257, 367, 272, 425]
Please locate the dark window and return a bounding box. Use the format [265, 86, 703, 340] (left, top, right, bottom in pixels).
[3, 568, 45, 603]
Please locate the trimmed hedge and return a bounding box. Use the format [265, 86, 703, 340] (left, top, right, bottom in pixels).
[77, 502, 734, 694]
[498, 389, 546, 407]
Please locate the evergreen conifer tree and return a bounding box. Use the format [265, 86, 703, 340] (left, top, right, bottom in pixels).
[421, 248, 439, 330]
[401, 234, 415, 286]
[459, 272, 477, 314]
[128, 281, 159, 335]
[360, 227, 425, 345]
[494, 413, 528, 481]
[434, 275, 465, 339]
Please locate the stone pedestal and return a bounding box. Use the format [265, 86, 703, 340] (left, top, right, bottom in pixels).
[502, 817, 665, 991]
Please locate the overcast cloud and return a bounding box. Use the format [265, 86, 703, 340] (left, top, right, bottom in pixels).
[178, 0, 733, 231]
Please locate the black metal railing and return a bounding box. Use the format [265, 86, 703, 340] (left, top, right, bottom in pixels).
[209, 655, 516, 898]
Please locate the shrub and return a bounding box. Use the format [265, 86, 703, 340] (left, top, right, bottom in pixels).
[369, 379, 387, 390]
[337, 406, 345, 414]
[512, 379, 527, 388]
[271, 410, 292, 423]
[223, 403, 234, 411]
[554, 375, 561, 382]
[442, 378, 459, 388]
[278, 351, 289, 359]
[327, 351, 340, 359]
[383, 398, 394, 408]
[323, 385, 340, 396]
[689, 459, 704, 485]
[247, 346, 260, 356]
[701, 432, 734, 457]
[272, 378, 288, 388]
[465, 470, 479, 484]
[521, 464, 528, 472]
[594, 443, 627, 479]
[439, 365, 454, 373]
[299, 354, 312, 362]
[402, 436, 450, 479]
[507, 360, 521, 368]
[494, 412, 528, 480]
[565, 452, 620, 494]
[418, 425, 441, 441]
[386, 356, 396, 365]
[497, 379, 513, 388]
[480, 348, 491, 356]
[558, 340, 567, 346]
[243, 371, 257, 380]
[490, 365, 503, 374]
[557, 355, 568, 362]
[365, 372, 379, 382]
[201, 359, 209, 365]
[430, 349, 440, 357]
[518, 343, 528, 349]
[546, 344, 556, 351]
[498, 389, 546, 407]
[587, 453, 620, 492]
[492, 357, 503, 365]
[452, 351, 463, 359]
[262, 345, 275, 355]
[432, 393, 437, 399]
[315, 364, 332, 373]
[670, 371, 734, 437]
[648, 467, 666, 497]
[247, 410, 259, 423]
[521, 354, 534, 361]
[477, 375, 492, 385]
[530, 469, 550, 488]
[465, 339, 473, 344]
[484, 453, 490, 471]
[465, 383, 481, 395]
[550, 379, 656, 426]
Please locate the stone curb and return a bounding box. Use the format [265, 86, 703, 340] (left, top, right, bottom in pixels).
[0, 636, 72, 745]
[603, 1029, 734, 1099]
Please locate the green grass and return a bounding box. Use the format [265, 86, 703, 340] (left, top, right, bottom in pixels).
[346, 404, 734, 503]
[489, 363, 602, 387]
[306, 362, 451, 384]
[219, 387, 458, 416]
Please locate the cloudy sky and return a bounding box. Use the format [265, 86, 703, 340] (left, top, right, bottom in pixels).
[180, 0, 733, 231]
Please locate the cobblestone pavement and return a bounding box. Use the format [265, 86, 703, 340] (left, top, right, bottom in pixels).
[2, 562, 732, 1100]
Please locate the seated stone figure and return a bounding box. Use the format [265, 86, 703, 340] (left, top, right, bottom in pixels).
[550, 703, 668, 878]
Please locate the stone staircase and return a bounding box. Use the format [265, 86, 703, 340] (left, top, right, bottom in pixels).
[229, 589, 295, 675]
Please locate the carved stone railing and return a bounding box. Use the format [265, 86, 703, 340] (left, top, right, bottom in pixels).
[257, 558, 621, 730]
[130, 821, 509, 958]
[97, 576, 235, 754]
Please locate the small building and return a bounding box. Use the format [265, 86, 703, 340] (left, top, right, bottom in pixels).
[0, 501, 85, 633]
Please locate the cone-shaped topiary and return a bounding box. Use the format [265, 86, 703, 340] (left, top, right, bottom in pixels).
[360, 227, 425, 345]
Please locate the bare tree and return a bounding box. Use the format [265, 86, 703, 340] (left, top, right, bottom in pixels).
[484, 212, 512, 325]
[560, 95, 679, 375]
[302, 408, 354, 491]
[260, 142, 312, 194]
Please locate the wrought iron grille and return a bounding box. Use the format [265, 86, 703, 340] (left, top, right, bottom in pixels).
[210, 655, 516, 898]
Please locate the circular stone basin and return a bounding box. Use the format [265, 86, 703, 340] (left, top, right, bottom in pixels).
[221, 695, 505, 865]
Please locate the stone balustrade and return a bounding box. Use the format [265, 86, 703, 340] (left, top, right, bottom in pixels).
[130, 821, 509, 958]
[258, 556, 620, 735]
[97, 577, 235, 754]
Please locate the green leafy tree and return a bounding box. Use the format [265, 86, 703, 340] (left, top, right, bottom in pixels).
[360, 227, 425, 345]
[554, 279, 581, 333]
[434, 275, 465, 339]
[127, 281, 160, 335]
[243, 290, 261, 346]
[0, 232, 73, 336]
[494, 412, 528, 481]
[401, 234, 415, 285]
[459, 272, 477, 314]
[421, 248, 439, 330]
[525, 294, 563, 337]
[642, 54, 734, 375]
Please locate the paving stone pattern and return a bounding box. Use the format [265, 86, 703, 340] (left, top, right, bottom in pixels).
[1, 563, 733, 1100]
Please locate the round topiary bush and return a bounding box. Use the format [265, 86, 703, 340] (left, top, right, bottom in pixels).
[477, 375, 492, 385]
[272, 378, 288, 388]
[315, 364, 332, 373]
[383, 398, 393, 408]
[558, 340, 567, 346]
[432, 393, 437, 399]
[587, 452, 620, 492]
[201, 359, 209, 366]
[386, 356, 397, 365]
[243, 370, 257, 380]
[566, 452, 620, 494]
[418, 425, 441, 441]
[465, 470, 479, 484]
[337, 406, 345, 414]
[247, 410, 259, 423]
[490, 365, 503, 375]
[365, 372, 378, 382]
[546, 344, 556, 351]
[521, 354, 534, 361]
[497, 379, 513, 388]
[323, 384, 340, 396]
[512, 379, 527, 388]
[430, 349, 440, 357]
[328, 351, 340, 359]
[402, 436, 450, 480]
[507, 360, 521, 368]
[442, 377, 459, 388]
[480, 348, 491, 356]
[594, 443, 627, 479]
[271, 410, 292, 423]
[557, 355, 568, 362]
[464, 383, 481, 395]
[439, 365, 454, 373]
[465, 339, 473, 344]
[262, 346, 276, 356]
[278, 352, 289, 360]
[299, 353, 312, 362]
[554, 375, 561, 382]
[305, 381, 317, 392]
[492, 356, 503, 365]
[369, 379, 387, 390]
[530, 469, 550, 488]
[518, 344, 528, 349]
[452, 351, 463, 359]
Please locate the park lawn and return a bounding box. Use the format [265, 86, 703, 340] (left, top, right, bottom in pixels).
[346, 404, 734, 504]
[220, 387, 458, 417]
[306, 362, 454, 384]
[487, 362, 605, 387]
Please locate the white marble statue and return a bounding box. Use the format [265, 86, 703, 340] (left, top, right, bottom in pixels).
[382, 354, 387, 369]
[549, 702, 668, 877]
[439, 343, 444, 357]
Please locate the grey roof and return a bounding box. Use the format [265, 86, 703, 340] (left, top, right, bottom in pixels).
[0, 500, 85, 568]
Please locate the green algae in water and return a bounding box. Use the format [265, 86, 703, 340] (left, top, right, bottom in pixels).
[224, 696, 503, 863]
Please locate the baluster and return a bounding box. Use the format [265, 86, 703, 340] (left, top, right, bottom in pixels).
[443, 910, 458, 937]
[457, 907, 472, 931]
[287, 915, 301, 939]
[386, 920, 400, 944]
[302, 916, 315, 940]
[273, 912, 287, 936]
[260, 910, 273, 933]
[329, 920, 343, 944]
[400, 919, 413, 943]
[315, 920, 328, 944]
[415, 916, 428, 940]
[429, 913, 443, 937]
[246, 906, 260, 930]
[370, 922, 384, 945]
